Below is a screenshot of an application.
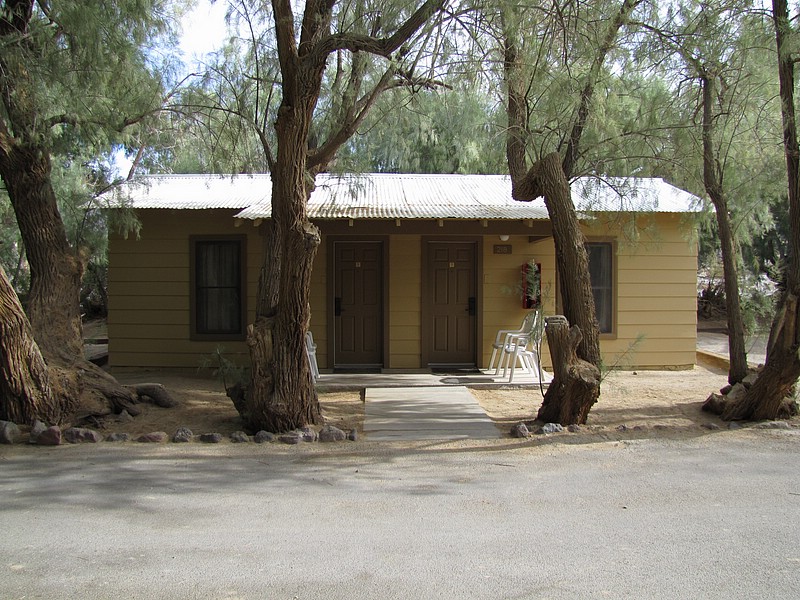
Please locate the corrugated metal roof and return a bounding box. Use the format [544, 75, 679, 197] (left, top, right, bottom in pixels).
[111, 174, 270, 210]
[113, 173, 701, 220]
[571, 176, 701, 213]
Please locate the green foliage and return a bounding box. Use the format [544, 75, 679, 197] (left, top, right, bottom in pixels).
[699, 255, 778, 333]
[627, 0, 788, 317]
[521, 260, 541, 308]
[495, 0, 656, 172]
[171, 1, 511, 176]
[2, 1, 184, 148]
[200, 346, 250, 391]
[0, 0, 185, 307]
[168, 9, 282, 174]
[741, 198, 792, 284]
[0, 190, 27, 295]
[336, 86, 506, 174]
[598, 333, 646, 382]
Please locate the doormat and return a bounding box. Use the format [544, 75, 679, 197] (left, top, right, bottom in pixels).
[431, 367, 482, 375]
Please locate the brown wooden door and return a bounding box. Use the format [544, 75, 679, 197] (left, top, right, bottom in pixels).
[425, 241, 477, 367]
[333, 241, 384, 369]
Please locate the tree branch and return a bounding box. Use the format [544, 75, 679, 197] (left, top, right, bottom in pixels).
[560, 0, 643, 178]
[308, 66, 395, 171]
[312, 0, 444, 61]
[0, 113, 13, 160]
[502, 5, 530, 187]
[0, 0, 33, 37]
[271, 0, 299, 90]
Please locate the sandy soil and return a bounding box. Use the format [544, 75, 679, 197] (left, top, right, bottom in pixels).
[88, 362, 752, 443]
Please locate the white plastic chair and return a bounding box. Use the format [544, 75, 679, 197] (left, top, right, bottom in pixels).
[305, 331, 320, 381]
[501, 336, 540, 383]
[487, 311, 538, 374]
[499, 312, 547, 383]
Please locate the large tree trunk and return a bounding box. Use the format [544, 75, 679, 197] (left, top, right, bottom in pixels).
[510, 154, 602, 367]
[2, 149, 85, 362]
[728, 0, 800, 419]
[0, 264, 64, 424]
[503, 18, 602, 423]
[509, 158, 602, 424]
[537, 316, 600, 425]
[701, 74, 749, 384]
[503, 21, 602, 368]
[242, 185, 322, 432]
[232, 0, 443, 432]
[0, 7, 139, 424]
[720, 292, 800, 420]
[501, 0, 637, 369]
[708, 0, 800, 420]
[0, 147, 140, 421]
[714, 196, 749, 383]
[535, 154, 602, 367]
[0, 0, 169, 425]
[238, 65, 323, 433]
[0, 5, 83, 363]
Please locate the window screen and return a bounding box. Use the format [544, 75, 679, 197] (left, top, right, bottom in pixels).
[193, 239, 243, 336]
[586, 242, 613, 334]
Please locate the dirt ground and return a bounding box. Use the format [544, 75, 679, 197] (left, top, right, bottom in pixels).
[91, 362, 755, 442]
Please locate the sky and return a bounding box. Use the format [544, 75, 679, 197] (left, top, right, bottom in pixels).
[113, 1, 228, 175]
[179, 0, 229, 65]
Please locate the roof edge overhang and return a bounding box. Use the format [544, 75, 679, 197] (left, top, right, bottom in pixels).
[114, 173, 703, 218]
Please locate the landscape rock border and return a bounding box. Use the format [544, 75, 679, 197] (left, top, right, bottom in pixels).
[507, 418, 795, 438]
[2, 415, 797, 448]
[0, 421, 360, 447]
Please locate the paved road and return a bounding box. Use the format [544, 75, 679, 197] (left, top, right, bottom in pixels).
[2, 430, 799, 599]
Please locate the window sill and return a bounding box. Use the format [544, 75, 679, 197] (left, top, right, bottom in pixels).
[190, 333, 247, 342]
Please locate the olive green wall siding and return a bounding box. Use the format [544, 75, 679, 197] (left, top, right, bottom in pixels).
[108, 209, 259, 369]
[108, 211, 697, 371]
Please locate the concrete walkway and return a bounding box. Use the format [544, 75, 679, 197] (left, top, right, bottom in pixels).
[348, 331, 760, 441]
[364, 386, 500, 441]
[696, 330, 768, 366]
[317, 367, 551, 392]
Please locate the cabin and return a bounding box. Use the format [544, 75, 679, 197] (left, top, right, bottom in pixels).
[107, 173, 701, 372]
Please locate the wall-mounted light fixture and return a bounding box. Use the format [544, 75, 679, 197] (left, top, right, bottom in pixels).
[498, 234, 510, 241]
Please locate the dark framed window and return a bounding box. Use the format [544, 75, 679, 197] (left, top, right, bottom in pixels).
[190, 236, 246, 340]
[586, 242, 614, 334]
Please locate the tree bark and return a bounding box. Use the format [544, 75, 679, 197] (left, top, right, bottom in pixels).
[535, 154, 602, 367]
[720, 294, 800, 420]
[503, 16, 602, 369]
[537, 316, 601, 425]
[701, 74, 749, 384]
[0, 136, 140, 423]
[241, 156, 323, 431]
[0, 264, 64, 425]
[2, 149, 85, 362]
[502, 8, 603, 425]
[238, 0, 325, 432]
[0, 2, 147, 423]
[709, 0, 800, 420]
[0, 5, 82, 362]
[508, 153, 602, 367]
[236, 0, 443, 432]
[125, 383, 177, 408]
[730, 0, 800, 419]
